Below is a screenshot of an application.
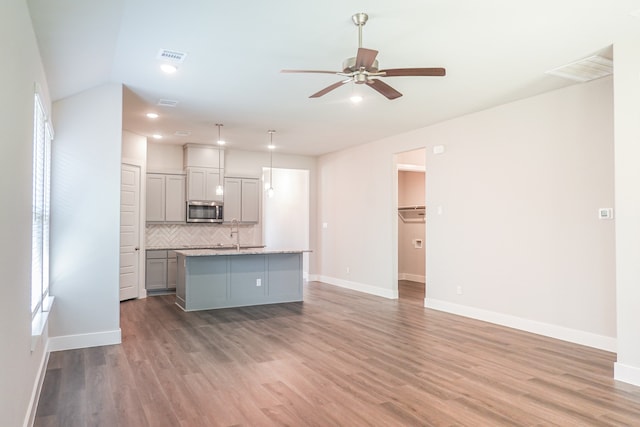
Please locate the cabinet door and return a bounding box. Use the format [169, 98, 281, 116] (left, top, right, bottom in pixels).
[187, 168, 206, 200]
[241, 179, 259, 223]
[205, 169, 222, 202]
[223, 178, 241, 222]
[146, 258, 168, 290]
[146, 175, 166, 222]
[165, 175, 186, 222]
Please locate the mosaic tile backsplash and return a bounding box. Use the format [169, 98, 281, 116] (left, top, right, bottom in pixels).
[146, 223, 260, 249]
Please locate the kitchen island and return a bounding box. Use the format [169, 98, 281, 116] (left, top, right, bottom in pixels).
[174, 248, 307, 311]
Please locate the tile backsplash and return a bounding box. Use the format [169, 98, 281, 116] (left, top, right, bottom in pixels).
[146, 223, 260, 249]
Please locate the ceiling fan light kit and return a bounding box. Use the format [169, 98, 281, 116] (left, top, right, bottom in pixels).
[282, 12, 446, 100]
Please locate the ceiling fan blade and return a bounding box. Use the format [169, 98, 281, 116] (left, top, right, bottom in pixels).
[366, 79, 403, 100]
[281, 69, 340, 75]
[355, 48, 379, 71]
[380, 67, 446, 77]
[309, 80, 350, 98]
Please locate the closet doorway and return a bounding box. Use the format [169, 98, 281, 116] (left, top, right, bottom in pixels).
[396, 148, 426, 305]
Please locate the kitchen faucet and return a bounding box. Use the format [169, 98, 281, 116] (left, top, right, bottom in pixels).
[230, 218, 240, 250]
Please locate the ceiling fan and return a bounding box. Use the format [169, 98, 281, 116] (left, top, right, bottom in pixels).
[281, 13, 446, 100]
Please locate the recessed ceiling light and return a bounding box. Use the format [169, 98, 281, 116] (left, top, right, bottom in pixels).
[160, 63, 177, 74]
[152, 134, 163, 139]
[146, 112, 159, 119]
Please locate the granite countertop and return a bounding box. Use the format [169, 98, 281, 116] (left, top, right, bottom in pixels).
[174, 248, 311, 257]
[146, 244, 266, 251]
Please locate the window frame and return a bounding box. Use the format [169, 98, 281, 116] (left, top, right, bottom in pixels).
[31, 90, 53, 339]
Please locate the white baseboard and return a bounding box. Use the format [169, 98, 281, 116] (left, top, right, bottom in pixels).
[425, 298, 616, 352]
[317, 275, 398, 299]
[398, 273, 426, 283]
[47, 329, 122, 352]
[615, 362, 640, 387]
[24, 347, 50, 427]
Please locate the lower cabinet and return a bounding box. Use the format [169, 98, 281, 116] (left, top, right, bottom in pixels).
[146, 250, 177, 291]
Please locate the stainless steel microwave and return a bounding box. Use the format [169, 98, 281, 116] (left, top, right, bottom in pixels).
[186, 200, 223, 223]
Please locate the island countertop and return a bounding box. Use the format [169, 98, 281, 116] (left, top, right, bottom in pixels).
[174, 248, 311, 257]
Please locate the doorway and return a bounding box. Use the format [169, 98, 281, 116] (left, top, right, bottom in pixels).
[395, 149, 426, 304]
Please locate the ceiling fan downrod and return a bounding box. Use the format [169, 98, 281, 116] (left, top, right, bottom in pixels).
[352, 13, 368, 48]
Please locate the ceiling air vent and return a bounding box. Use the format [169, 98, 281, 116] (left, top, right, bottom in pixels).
[156, 49, 187, 63]
[157, 99, 179, 107]
[174, 130, 191, 137]
[546, 55, 613, 82]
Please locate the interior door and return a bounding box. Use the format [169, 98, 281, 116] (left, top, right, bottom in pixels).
[120, 163, 141, 301]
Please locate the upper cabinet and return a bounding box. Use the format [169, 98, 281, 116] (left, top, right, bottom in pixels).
[186, 167, 222, 202]
[183, 144, 224, 202]
[224, 177, 259, 223]
[146, 173, 186, 223]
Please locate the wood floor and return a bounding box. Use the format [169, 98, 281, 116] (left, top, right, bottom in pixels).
[35, 281, 640, 426]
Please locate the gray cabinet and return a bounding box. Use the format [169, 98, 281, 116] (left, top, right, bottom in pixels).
[146, 250, 178, 291]
[146, 173, 186, 223]
[183, 144, 225, 203]
[186, 167, 223, 202]
[223, 177, 259, 223]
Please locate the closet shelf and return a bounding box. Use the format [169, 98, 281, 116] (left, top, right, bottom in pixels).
[398, 205, 426, 223]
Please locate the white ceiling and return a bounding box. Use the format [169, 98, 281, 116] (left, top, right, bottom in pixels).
[27, 0, 640, 156]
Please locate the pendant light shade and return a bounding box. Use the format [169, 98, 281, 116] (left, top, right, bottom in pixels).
[267, 130, 275, 198]
[215, 124, 224, 196]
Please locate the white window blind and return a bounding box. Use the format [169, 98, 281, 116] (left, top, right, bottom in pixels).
[31, 93, 52, 317]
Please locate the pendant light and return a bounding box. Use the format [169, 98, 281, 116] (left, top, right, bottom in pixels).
[215, 124, 224, 196]
[267, 130, 275, 198]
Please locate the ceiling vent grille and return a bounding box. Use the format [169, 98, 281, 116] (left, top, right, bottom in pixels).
[157, 99, 179, 107]
[546, 55, 613, 82]
[174, 130, 191, 137]
[156, 49, 187, 63]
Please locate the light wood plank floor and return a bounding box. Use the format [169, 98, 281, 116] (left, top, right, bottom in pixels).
[35, 281, 640, 426]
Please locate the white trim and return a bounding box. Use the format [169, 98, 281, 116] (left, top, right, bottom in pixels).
[317, 275, 398, 299]
[306, 274, 320, 282]
[425, 298, 616, 352]
[614, 363, 640, 387]
[23, 348, 49, 427]
[31, 296, 54, 351]
[397, 163, 426, 172]
[47, 329, 122, 352]
[398, 273, 426, 283]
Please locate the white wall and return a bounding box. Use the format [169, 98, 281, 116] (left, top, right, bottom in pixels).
[49, 83, 123, 350]
[613, 40, 640, 386]
[122, 130, 147, 163]
[318, 76, 616, 349]
[0, 1, 52, 424]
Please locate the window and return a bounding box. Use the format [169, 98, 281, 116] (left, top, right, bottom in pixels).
[31, 92, 53, 322]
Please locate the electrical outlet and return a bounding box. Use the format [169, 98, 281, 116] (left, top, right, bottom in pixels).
[256, 278, 262, 287]
[346, 267, 350, 274]
[456, 286, 463, 295]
